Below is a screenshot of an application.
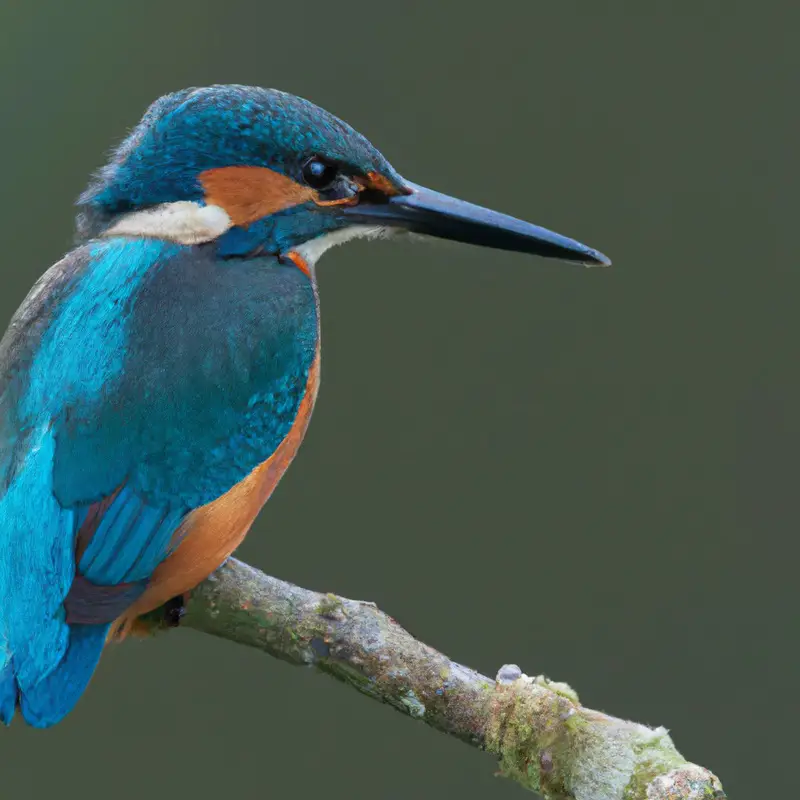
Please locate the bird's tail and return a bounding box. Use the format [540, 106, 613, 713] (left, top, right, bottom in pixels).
[0, 426, 112, 727]
[0, 623, 110, 728]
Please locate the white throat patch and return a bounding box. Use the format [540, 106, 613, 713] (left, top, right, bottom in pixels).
[294, 225, 390, 269]
[102, 202, 232, 245]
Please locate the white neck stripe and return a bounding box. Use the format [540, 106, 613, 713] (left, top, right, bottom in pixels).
[102, 202, 232, 245]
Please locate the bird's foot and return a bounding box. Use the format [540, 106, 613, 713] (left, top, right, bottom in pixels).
[163, 594, 187, 628]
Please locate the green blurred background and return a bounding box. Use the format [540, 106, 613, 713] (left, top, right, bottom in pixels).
[0, 3, 795, 797]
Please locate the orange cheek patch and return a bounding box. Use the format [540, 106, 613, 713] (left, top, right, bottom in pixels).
[361, 171, 407, 196]
[200, 165, 318, 227]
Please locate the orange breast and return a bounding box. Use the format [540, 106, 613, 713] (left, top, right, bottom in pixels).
[113, 347, 321, 637]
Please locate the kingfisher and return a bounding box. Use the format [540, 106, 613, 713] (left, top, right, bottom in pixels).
[0, 85, 609, 727]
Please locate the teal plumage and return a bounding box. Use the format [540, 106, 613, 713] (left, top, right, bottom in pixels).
[0, 239, 316, 726]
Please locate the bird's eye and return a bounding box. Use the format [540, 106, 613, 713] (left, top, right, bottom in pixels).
[302, 157, 339, 190]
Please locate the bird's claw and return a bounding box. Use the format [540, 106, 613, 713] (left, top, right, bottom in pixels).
[163, 594, 187, 628]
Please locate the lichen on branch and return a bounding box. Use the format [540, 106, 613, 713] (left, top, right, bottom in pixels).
[143, 558, 725, 800]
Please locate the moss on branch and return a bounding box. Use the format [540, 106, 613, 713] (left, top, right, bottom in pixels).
[142, 558, 725, 799]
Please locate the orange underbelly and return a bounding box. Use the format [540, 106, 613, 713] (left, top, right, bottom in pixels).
[113, 348, 320, 636]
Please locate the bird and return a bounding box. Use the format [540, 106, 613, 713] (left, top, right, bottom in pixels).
[0, 85, 609, 727]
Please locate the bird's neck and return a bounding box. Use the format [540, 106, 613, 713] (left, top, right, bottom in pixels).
[77, 199, 388, 273]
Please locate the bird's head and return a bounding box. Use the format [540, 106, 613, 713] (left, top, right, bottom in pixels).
[78, 85, 609, 268]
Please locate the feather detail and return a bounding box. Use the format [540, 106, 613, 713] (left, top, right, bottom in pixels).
[113, 346, 320, 638]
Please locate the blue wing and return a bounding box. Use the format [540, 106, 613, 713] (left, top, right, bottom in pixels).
[0, 238, 317, 726]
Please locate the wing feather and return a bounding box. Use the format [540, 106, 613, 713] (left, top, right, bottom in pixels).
[0, 239, 317, 725]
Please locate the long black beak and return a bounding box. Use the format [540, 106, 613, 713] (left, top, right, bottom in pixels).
[342, 181, 610, 267]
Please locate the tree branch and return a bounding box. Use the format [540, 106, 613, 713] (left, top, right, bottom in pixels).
[154, 558, 725, 800]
